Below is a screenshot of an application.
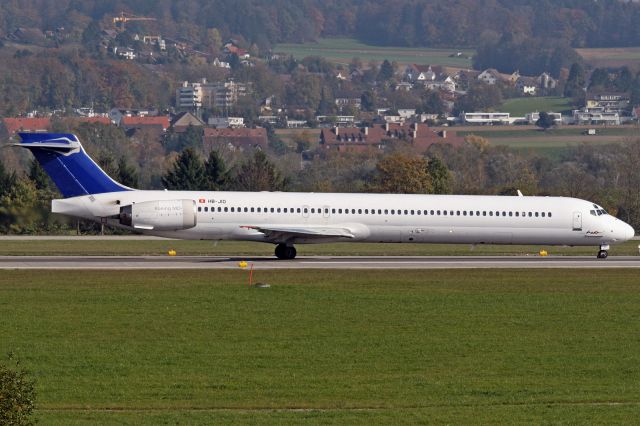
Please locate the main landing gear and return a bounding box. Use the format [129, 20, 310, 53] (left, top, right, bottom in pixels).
[597, 244, 609, 259]
[275, 243, 297, 260]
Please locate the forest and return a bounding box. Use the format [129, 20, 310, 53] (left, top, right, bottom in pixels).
[1, 0, 640, 49]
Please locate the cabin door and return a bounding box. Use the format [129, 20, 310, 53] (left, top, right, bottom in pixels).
[572, 211, 582, 231]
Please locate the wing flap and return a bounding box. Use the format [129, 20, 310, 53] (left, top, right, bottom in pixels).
[241, 225, 355, 240]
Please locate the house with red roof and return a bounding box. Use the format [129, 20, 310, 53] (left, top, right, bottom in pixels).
[3, 117, 51, 135]
[203, 127, 268, 151]
[320, 123, 463, 153]
[120, 116, 170, 132]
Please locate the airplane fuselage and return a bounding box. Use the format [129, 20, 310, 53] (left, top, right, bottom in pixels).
[52, 190, 634, 247]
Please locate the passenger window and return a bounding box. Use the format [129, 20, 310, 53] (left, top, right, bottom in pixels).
[270, 208, 274, 213]
[489, 211, 493, 216]
[548, 212, 552, 217]
[508, 212, 512, 217]
[541, 212, 545, 217]
[378, 209, 382, 214]
[528, 212, 532, 217]
[417, 210, 421, 215]
[338, 209, 343, 214]
[430, 210, 434, 215]
[443, 210, 448, 216]
[469, 211, 473, 216]
[311, 208, 315, 213]
[463, 211, 467, 216]
[482, 211, 486, 216]
[535, 212, 539, 217]
[502, 212, 506, 217]
[515, 212, 519, 217]
[404, 210, 409, 215]
[303, 208, 308, 214]
[391, 210, 395, 215]
[436, 210, 440, 215]
[411, 210, 415, 215]
[204, 206, 208, 212]
[297, 208, 301, 213]
[331, 209, 335, 214]
[230, 207, 234, 212]
[385, 209, 389, 214]
[223, 207, 227, 212]
[276, 208, 280, 213]
[198, 206, 202, 212]
[284, 208, 288, 213]
[476, 211, 480, 216]
[351, 209, 355, 214]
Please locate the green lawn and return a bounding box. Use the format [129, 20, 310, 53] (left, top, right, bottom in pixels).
[0, 239, 638, 256]
[499, 97, 574, 116]
[2, 269, 640, 424]
[274, 38, 474, 68]
[458, 127, 639, 138]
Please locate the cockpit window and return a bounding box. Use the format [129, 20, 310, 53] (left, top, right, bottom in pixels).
[590, 210, 597, 216]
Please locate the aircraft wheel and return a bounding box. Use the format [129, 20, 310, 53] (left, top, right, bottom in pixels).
[597, 250, 608, 259]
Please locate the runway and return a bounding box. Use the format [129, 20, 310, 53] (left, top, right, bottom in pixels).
[1, 255, 640, 269]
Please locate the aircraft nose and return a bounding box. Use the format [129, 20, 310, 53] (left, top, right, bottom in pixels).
[624, 223, 635, 240]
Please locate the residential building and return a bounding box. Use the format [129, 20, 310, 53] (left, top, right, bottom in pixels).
[572, 108, 620, 125]
[537, 72, 557, 90]
[203, 127, 268, 151]
[171, 112, 205, 132]
[516, 77, 537, 95]
[320, 122, 463, 152]
[120, 116, 170, 132]
[461, 112, 511, 125]
[176, 79, 249, 111]
[335, 98, 362, 110]
[316, 115, 355, 127]
[208, 116, 245, 128]
[477, 69, 508, 85]
[286, 119, 308, 128]
[586, 93, 630, 113]
[176, 80, 204, 109]
[113, 47, 136, 60]
[3, 117, 51, 135]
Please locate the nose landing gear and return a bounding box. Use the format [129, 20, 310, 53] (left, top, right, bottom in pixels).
[275, 243, 297, 260]
[597, 244, 609, 259]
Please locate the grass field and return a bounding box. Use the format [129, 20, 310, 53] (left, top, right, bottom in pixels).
[0, 239, 638, 256]
[274, 38, 474, 68]
[500, 97, 574, 116]
[2, 269, 640, 424]
[577, 47, 640, 67]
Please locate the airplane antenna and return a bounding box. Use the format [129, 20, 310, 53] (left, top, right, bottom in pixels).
[517, 190, 524, 197]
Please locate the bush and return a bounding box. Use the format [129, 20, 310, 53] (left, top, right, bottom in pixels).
[0, 354, 36, 425]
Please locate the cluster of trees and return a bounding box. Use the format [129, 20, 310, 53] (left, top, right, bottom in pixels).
[3, 133, 640, 233]
[4, 0, 640, 49]
[473, 35, 581, 78]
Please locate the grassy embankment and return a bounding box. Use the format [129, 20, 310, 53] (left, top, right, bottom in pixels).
[0, 239, 638, 256]
[1, 269, 640, 424]
[275, 38, 474, 68]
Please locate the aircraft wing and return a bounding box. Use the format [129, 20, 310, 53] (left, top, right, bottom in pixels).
[241, 225, 356, 241]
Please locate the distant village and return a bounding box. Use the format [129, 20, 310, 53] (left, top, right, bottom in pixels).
[4, 15, 640, 155]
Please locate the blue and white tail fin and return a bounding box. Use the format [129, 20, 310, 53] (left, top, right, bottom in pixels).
[15, 133, 134, 198]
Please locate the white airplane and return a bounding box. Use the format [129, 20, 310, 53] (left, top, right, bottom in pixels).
[15, 132, 635, 259]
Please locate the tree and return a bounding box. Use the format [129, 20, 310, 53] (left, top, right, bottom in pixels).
[28, 158, 51, 191]
[535, 111, 556, 130]
[162, 148, 207, 190]
[231, 150, 287, 191]
[0, 161, 17, 198]
[97, 151, 118, 179]
[117, 156, 139, 188]
[426, 157, 451, 194]
[0, 354, 36, 425]
[564, 62, 586, 99]
[204, 150, 228, 190]
[378, 59, 394, 81]
[371, 153, 432, 194]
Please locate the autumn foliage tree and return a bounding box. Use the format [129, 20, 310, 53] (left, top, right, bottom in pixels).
[371, 153, 432, 194]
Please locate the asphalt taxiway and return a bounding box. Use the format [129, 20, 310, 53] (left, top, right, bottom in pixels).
[1, 255, 639, 269]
